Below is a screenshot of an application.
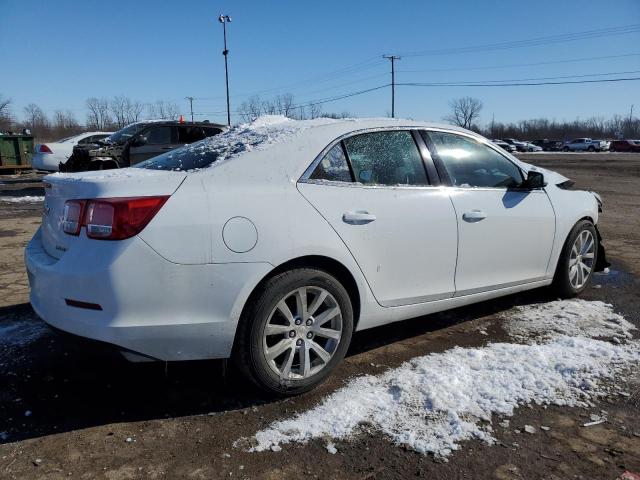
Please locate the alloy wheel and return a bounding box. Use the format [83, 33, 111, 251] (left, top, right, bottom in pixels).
[262, 286, 343, 380]
[569, 230, 595, 289]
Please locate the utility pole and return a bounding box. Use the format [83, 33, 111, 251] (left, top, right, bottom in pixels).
[383, 55, 400, 118]
[185, 96, 194, 123]
[218, 14, 232, 127]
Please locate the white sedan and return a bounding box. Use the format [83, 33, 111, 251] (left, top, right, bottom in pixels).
[31, 131, 112, 171]
[25, 117, 608, 394]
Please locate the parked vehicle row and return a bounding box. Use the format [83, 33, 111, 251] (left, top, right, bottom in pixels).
[26, 117, 608, 394]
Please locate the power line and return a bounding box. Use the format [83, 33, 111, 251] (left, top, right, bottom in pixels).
[395, 24, 640, 57]
[398, 77, 640, 88]
[400, 70, 640, 86]
[396, 52, 640, 74]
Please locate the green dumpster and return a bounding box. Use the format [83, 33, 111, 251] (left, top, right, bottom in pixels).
[0, 133, 34, 171]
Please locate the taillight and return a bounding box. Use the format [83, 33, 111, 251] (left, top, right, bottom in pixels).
[39, 144, 53, 153]
[63, 196, 169, 240]
[62, 200, 86, 235]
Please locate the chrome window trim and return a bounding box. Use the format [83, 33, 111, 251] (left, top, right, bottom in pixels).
[299, 126, 473, 188]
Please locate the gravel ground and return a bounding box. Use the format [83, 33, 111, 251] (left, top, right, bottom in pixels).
[0, 155, 639, 479]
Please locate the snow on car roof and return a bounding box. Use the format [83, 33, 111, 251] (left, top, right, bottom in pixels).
[138, 115, 481, 175]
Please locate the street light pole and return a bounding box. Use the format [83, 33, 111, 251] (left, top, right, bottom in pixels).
[218, 14, 232, 127]
[185, 96, 194, 123]
[383, 55, 400, 118]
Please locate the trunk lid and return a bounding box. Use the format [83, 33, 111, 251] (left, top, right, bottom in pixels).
[41, 168, 186, 259]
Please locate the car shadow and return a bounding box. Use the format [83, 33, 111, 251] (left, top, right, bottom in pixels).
[0, 287, 557, 444]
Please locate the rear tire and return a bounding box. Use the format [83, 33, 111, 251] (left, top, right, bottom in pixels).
[552, 220, 598, 298]
[563, 146, 570, 152]
[233, 268, 354, 395]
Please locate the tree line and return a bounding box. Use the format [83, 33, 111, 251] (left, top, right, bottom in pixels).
[237, 93, 350, 122]
[0, 94, 180, 141]
[445, 96, 640, 140]
[1, 92, 638, 142]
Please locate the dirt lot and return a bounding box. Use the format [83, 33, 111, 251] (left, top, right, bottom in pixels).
[0, 154, 639, 479]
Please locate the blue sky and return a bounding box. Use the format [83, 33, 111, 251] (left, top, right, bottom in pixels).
[1, 0, 639, 126]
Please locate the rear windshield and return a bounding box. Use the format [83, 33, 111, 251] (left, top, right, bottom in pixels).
[136, 140, 220, 171]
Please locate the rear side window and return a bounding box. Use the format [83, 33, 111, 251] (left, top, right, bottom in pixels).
[343, 131, 428, 186]
[178, 126, 207, 144]
[309, 144, 353, 182]
[425, 131, 523, 188]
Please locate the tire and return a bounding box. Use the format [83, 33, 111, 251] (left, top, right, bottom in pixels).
[552, 220, 598, 298]
[563, 146, 570, 152]
[233, 268, 354, 395]
[587, 146, 595, 152]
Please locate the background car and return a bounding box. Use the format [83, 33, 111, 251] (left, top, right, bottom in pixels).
[521, 142, 543, 152]
[502, 138, 528, 152]
[533, 139, 564, 151]
[562, 138, 608, 152]
[492, 139, 517, 153]
[609, 139, 640, 152]
[31, 131, 112, 171]
[61, 120, 226, 171]
[26, 117, 606, 395]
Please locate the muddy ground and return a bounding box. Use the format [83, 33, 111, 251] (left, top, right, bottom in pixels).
[0, 153, 639, 479]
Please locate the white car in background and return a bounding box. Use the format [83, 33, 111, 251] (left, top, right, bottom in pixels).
[32, 131, 112, 171]
[25, 117, 608, 395]
[562, 138, 609, 152]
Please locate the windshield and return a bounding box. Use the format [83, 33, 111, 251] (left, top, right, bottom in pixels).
[104, 123, 147, 145]
[135, 139, 221, 171]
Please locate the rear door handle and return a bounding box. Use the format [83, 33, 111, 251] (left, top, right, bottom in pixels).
[342, 211, 376, 225]
[462, 210, 487, 222]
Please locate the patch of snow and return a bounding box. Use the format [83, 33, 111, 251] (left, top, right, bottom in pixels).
[503, 299, 634, 342]
[0, 196, 44, 203]
[0, 319, 48, 348]
[246, 300, 639, 458]
[326, 442, 337, 454]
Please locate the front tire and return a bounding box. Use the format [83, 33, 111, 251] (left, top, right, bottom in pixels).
[552, 220, 598, 298]
[563, 146, 570, 152]
[233, 268, 354, 395]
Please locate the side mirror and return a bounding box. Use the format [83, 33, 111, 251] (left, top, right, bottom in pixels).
[131, 136, 147, 147]
[524, 170, 545, 189]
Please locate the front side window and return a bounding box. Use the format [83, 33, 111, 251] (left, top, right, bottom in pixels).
[343, 131, 428, 186]
[425, 131, 523, 188]
[309, 143, 352, 182]
[145, 126, 174, 145]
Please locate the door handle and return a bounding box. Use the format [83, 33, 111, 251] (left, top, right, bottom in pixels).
[342, 211, 376, 225]
[462, 210, 487, 222]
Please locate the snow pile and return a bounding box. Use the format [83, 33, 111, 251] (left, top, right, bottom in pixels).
[504, 299, 635, 343]
[142, 115, 342, 171]
[0, 196, 44, 203]
[246, 300, 639, 457]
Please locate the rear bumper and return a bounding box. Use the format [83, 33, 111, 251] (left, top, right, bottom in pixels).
[31, 153, 61, 171]
[25, 228, 272, 361]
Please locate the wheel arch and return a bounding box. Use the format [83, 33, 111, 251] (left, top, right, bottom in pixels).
[237, 255, 362, 332]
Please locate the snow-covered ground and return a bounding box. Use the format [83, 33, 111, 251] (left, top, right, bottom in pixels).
[245, 300, 639, 458]
[0, 196, 44, 203]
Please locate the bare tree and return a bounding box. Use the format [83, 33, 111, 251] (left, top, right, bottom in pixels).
[86, 97, 111, 130]
[309, 103, 322, 119]
[238, 95, 263, 122]
[148, 100, 179, 120]
[0, 95, 12, 131]
[23, 103, 50, 137]
[110, 96, 129, 129]
[126, 99, 144, 124]
[444, 96, 483, 130]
